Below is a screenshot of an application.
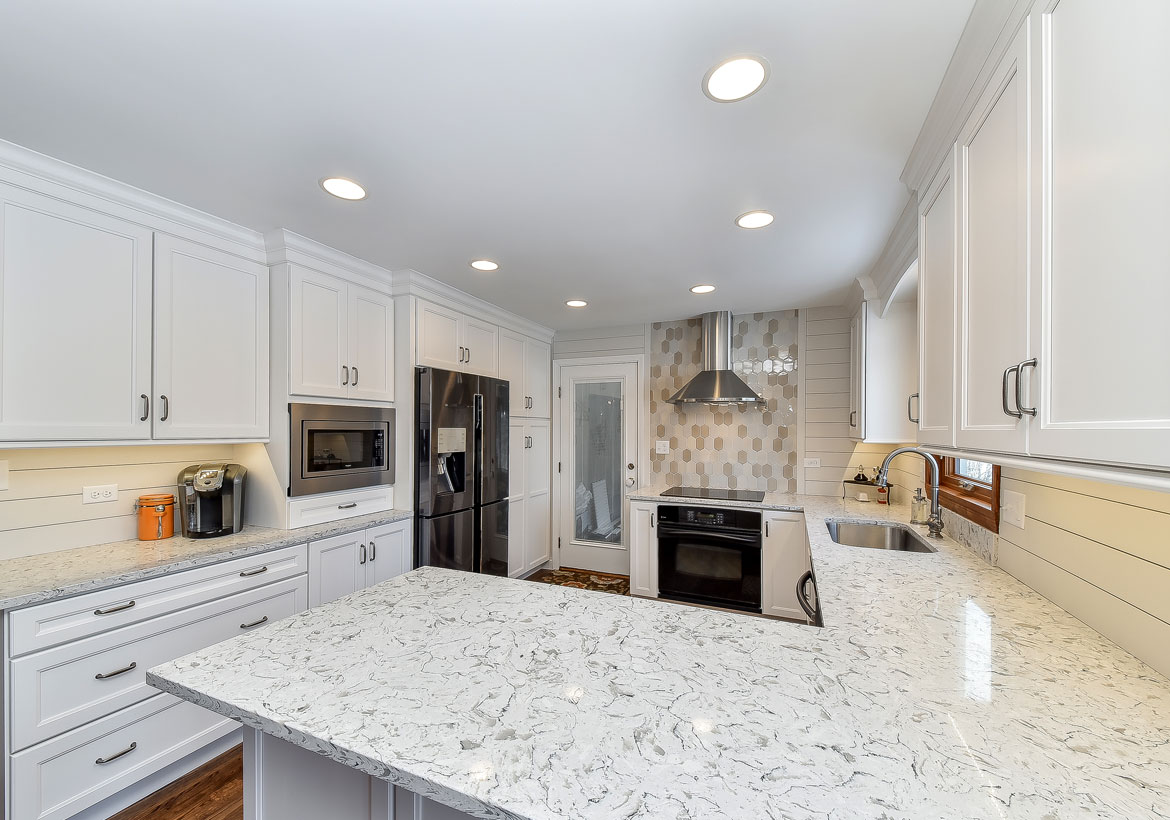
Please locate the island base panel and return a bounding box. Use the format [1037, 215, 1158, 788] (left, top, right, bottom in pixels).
[242, 729, 476, 820]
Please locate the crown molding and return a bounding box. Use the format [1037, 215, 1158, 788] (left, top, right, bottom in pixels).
[900, 0, 1033, 194]
[263, 229, 395, 293]
[0, 137, 266, 261]
[866, 194, 920, 317]
[393, 269, 555, 342]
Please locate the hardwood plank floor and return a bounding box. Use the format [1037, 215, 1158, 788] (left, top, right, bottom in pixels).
[109, 744, 242, 820]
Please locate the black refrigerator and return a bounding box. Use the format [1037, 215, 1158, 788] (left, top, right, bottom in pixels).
[415, 367, 509, 575]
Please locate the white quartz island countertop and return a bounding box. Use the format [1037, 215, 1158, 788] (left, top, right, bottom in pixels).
[149, 491, 1170, 820]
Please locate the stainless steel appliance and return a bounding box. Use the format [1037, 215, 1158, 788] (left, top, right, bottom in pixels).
[661, 486, 765, 503]
[667, 311, 764, 405]
[415, 367, 509, 575]
[288, 403, 395, 497]
[177, 463, 246, 538]
[656, 505, 762, 613]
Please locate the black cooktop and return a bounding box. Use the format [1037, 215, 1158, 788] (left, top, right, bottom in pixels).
[661, 486, 765, 503]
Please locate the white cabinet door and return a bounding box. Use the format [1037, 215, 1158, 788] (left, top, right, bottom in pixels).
[523, 420, 551, 571]
[307, 532, 366, 607]
[498, 329, 528, 417]
[0, 185, 152, 441]
[507, 497, 526, 578]
[955, 27, 1030, 454]
[917, 151, 958, 448]
[1026, 0, 1170, 469]
[152, 235, 269, 439]
[290, 265, 348, 399]
[628, 502, 658, 598]
[848, 303, 866, 440]
[525, 338, 551, 418]
[366, 520, 411, 587]
[462, 317, 499, 377]
[760, 512, 811, 621]
[508, 420, 527, 576]
[348, 284, 395, 403]
[417, 300, 463, 371]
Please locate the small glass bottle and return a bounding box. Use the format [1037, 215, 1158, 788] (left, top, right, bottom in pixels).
[911, 488, 929, 524]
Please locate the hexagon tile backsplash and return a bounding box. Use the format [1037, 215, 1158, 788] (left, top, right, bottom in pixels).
[650, 311, 798, 492]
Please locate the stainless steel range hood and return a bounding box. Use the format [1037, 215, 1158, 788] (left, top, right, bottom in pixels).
[668, 311, 764, 405]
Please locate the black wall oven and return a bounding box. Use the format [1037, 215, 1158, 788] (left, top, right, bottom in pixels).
[657, 505, 762, 613]
[289, 403, 395, 497]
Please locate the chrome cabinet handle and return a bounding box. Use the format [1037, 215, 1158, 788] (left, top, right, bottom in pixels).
[907, 393, 920, 424]
[1016, 358, 1037, 416]
[338, 502, 357, 509]
[458, 346, 465, 363]
[359, 544, 367, 564]
[239, 566, 268, 577]
[140, 394, 149, 422]
[1002, 364, 1022, 418]
[96, 742, 137, 765]
[369, 542, 376, 561]
[466, 347, 471, 364]
[95, 661, 137, 680]
[650, 513, 656, 528]
[240, 615, 268, 629]
[94, 600, 135, 616]
[352, 366, 358, 386]
[342, 365, 350, 385]
[159, 394, 169, 422]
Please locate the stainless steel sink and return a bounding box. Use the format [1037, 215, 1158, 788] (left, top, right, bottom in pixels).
[825, 521, 937, 553]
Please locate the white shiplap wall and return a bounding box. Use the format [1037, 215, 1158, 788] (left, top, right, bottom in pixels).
[552, 325, 650, 360]
[0, 444, 236, 560]
[997, 467, 1170, 678]
[799, 306, 917, 501]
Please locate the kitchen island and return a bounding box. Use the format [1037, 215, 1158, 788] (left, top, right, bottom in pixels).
[149, 501, 1170, 820]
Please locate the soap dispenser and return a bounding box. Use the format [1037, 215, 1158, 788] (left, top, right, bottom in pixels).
[911, 488, 929, 524]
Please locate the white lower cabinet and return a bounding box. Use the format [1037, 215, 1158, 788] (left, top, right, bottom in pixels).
[507, 420, 551, 575]
[760, 512, 813, 621]
[628, 501, 658, 598]
[308, 519, 413, 607]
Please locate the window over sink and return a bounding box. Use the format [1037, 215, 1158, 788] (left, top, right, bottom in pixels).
[927, 455, 1000, 533]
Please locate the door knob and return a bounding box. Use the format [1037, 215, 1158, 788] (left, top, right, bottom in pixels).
[625, 477, 636, 487]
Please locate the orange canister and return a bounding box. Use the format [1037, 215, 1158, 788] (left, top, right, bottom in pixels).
[136, 493, 175, 541]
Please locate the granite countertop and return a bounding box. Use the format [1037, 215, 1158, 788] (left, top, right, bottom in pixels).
[0, 509, 414, 611]
[149, 489, 1170, 820]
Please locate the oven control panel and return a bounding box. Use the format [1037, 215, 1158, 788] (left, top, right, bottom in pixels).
[657, 505, 762, 530]
[682, 508, 726, 526]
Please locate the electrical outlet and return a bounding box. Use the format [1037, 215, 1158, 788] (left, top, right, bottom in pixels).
[0, 460, 8, 491]
[83, 484, 119, 504]
[1001, 489, 1025, 529]
[655, 440, 670, 455]
[803, 457, 821, 468]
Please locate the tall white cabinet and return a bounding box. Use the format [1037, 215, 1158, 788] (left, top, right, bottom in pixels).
[498, 329, 551, 419]
[508, 419, 551, 575]
[916, 148, 958, 448]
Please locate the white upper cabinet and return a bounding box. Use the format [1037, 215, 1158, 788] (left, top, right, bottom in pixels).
[153, 235, 269, 439]
[498, 329, 551, 419]
[415, 299, 499, 377]
[848, 300, 916, 444]
[0, 184, 153, 441]
[347, 284, 395, 403]
[289, 265, 394, 403]
[848, 304, 866, 440]
[917, 150, 958, 448]
[1025, 0, 1170, 470]
[955, 24, 1030, 455]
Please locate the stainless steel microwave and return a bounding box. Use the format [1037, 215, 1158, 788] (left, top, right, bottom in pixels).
[288, 403, 395, 497]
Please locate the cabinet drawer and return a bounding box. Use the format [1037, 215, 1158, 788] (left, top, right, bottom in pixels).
[287, 486, 393, 529]
[10, 576, 306, 750]
[10, 693, 235, 820]
[8, 543, 307, 656]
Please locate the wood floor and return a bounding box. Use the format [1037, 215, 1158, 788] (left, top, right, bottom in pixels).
[110, 744, 242, 820]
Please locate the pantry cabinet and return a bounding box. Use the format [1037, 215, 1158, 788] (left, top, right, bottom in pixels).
[628, 501, 658, 598]
[307, 519, 413, 607]
[499, 328, 552, 418]
[0, 183, 153, 441]
[916, 149, 958, 448]
[289, 265, 394, 403]
[416, 298, 498, 377]
[508, 419, 551, 575]
[153, 235, 269, 439]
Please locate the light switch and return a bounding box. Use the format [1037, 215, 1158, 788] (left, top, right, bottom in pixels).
[0, 460, 8, 491]
[803, 457, 821, 468]
[1001, 489, 1025, 529]
[655, 440, 670, 455]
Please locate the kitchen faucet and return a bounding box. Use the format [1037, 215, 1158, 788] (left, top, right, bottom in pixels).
[875, 447, 945, 539]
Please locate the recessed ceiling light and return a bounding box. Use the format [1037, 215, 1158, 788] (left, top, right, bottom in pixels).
[319, 177, 366, 200]
[736, 210, 774, 229]
[470, 259, 499, 271]
[691, 284, 716, 294]
[565, 300, 588, 308]
[703, 56, 769, 102]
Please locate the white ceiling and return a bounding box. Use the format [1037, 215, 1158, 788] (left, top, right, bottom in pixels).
[0, 0, 973, 331]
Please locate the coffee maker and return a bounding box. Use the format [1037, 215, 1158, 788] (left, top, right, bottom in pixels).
[177, 463, 247, 538]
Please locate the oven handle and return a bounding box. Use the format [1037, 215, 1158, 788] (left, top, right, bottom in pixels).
[796, 570, 818, 622]
[656, 523, 761, 544]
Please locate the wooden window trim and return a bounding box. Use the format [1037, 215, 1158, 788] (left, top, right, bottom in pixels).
[926, 455, 1000, 533]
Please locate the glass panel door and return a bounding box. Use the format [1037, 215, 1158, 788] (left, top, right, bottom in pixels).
[573, 381, 623, 545]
